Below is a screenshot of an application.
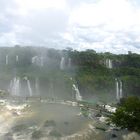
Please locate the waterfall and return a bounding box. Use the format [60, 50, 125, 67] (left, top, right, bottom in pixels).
[6, 55, 8, 65]
[23, 76, 33, 97]
[105, 59, 112, 69]
[40, 56, 44, 67]
[16, 55, 19, 62]
[72, 84, 82, 101]
[10, 77, 20, 96]
[68, 58, 71, 68]
[32, 56, 44, 67]
[27, 79, 33, 97]
[115, 79, 119, 100]
[35, 78, 39, 95]
[9, 76, 33, 97]
[119, 80, 123, 98]
[115, 79, 123, 101]
[32, 56, 37, 64]
[60, 57, 65, 70]
[108, 59, 112, 69]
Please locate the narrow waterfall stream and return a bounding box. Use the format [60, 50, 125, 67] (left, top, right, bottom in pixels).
[72, 84, 82, 101]
[60, 57, 65, 70]
[115, 79, 123, 101]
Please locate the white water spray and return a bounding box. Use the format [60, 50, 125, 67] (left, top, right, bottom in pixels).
[72, 84, 82, 101]
[10, 77, 20, 96]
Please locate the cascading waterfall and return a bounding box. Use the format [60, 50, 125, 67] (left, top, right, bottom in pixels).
[105, 59, 112, 69]
[35, 78, 39, 95]
[32, 56, 38, 64]
[23, 76, 33, 97]
[72, 84, 82, 101]
[16, 55, 19, 62]
[68, 58, 71, 68]
[27, 79, 33, 97]
[115, 79, 123, 101]
[115, 79, 119, 100]
[119, 80, 123, 98]
[6, 55, 9, 65]
[60, 57, 65, 70]
[10, 76, 33, 97]
[32, 56, 44, 67]
[10, 77, 20, 96]
[108, 59, 112, 69]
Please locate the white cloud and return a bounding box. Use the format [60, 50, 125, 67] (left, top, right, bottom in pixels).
[0, 0, 140, 53]
[69, 0, 140, 29]
[15, 0, 67, 11]
[64, 0, 140, 53]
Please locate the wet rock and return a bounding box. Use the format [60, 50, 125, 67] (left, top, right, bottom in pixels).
[112, 128, 119, 131]
[95, 127, 106, 131]
[111, 134, 117, 138]
[95, 113, 102, 117]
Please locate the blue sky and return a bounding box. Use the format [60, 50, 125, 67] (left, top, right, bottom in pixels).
[0, 0, 140, 54]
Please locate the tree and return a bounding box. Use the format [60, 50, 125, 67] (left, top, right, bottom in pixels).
[109, 97, 140, 133]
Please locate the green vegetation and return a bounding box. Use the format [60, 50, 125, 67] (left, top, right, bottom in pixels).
[109, 97, 140, 133]
[0, 46, 139, 98]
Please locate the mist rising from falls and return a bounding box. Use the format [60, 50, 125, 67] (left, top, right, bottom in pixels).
[72, 84, 82, 101]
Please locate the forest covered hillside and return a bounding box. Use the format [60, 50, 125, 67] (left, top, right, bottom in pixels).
[0, 46, 139, 102]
